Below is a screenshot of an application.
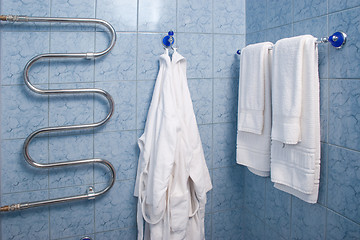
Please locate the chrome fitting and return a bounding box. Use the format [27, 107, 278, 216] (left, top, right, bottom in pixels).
[3, 15, 28, 22]
[9, 203, 21, 211]
[85, 52, 95, 59]
[87, 186, 96, 200]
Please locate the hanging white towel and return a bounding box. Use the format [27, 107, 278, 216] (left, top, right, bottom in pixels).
[270, 35, 321, 203]
[134, 49, 212, 239]
[237, 42, 274, 177]
[271, 35, 313, 144]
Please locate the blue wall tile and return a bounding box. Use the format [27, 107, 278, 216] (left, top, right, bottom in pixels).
[49, 134, 93, 188]
[212, 209, 243, 240]
[177, 33, 213, 78]
[138, 0, 176, 32]
[214, 34, 243, 79]
[264, 224, 287, 240]
[50, 0, 96, 31]
[293, 0, 327, 21]
[49, 83, 94, 127]
[1, 138, 48, 193]
[188, 79, 213, 124]
[0, 32, 49, 85]
[327, 145, 360, 223]
[94, 131, 137, 182]
[246, 0, 267, 33]
[59, 234, 95, 240]
[213, 123, 236, 168]
[329, 79, 360, 151]
[50, 32, 95, 83]
[94, 180, 137, 232]
[49, 186, 94, 239]
[291, 198, 326, 239]
[177, 0, 212, 33]
[212, 166, 243, 212]
[243, 210, 265, 240]
[95, 32, 137, 82]
[328, 0, 360, 13]
[246, 31, 267, 45]
[266, 0, 293, 28]
[213, 0, 245, 34]
[137, 33, 164, 80]
[213, 78, 238, 123]
[329, 7, 360, 78]
[51, 0, 95, 18]
[1, 190, 49, 240]
[136, 80, 155, 129]
[244, 169, 265, 219]
[319, 79, 328, 118]
[205, 214, 212, 240]
[95, 227, 137, 239]
[327, 210, 360, 239]
[0, 0, 50, 31]
[198, 124, 213, 168]
[94, 81, 136, 131]
[1, 84, 48, 139]
[320, 80, 329, 142]
[318, 143, 328, 205]
[264, 178, 291, 238]
[96, 0, 137, 32]
[265, 24, 292, 43]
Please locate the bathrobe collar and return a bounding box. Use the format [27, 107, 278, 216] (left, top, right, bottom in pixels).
[161, 48, 185, 65]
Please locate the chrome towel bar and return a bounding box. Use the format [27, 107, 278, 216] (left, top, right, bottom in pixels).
[0, 15, 117, 212]
[236, 31, 347, 55]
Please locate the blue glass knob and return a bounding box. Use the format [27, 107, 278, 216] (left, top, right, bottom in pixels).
[328, 31, 347, 49]
[168, 31, 174, 36]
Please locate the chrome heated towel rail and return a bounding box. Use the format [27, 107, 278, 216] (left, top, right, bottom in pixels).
[0, 15, 116, 212]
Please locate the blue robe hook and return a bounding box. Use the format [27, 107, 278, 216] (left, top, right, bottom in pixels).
[163, 31, 175, 48]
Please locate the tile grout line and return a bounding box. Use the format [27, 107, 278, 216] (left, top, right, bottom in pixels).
[93, 0, 98, 236]
[0, 0, 2, 237]
[48, 0, 52, 238]
[210, 0, 215, 237]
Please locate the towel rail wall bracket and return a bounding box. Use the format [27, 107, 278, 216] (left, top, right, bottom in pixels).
[0, 15, 117, 212]
[236, 31, 347, 55]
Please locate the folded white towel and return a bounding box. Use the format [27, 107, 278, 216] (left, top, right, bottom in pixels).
[271, 35, 316, 144]
[270, 35, 321, 203]
[238, 42, 274, 134]
[237, 42, 274, 177]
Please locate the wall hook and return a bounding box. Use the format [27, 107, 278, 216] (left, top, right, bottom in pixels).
[162, 30, 175, 48]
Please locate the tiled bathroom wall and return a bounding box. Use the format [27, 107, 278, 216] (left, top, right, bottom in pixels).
[0, 0, 245, 239]
[245, 0, 360, 239]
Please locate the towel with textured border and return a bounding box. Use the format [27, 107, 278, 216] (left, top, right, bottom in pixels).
[270, 35, 320, 203]
[237, 41, 274, 177]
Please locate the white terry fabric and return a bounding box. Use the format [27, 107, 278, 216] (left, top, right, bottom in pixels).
[237, 42, 274, 177]
[270, 35, 321, 203]
[134, 49, 212, 240]
[238, 42, 274, 134]
[271, 35, 318, 144]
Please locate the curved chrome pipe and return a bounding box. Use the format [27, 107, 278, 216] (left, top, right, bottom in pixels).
[0, 16, 117, 212]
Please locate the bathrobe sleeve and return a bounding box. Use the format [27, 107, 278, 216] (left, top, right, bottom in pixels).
[135, 55, 179, 220]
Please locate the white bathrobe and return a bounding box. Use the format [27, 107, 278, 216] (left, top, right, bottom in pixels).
[134, 49, 212, 240]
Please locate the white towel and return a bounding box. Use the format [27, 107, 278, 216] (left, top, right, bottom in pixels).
[272, 35, 316, 144]
[270, 35, 321, 203]
[237, 42, 273, 177]
[238, 42, 273, 134]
